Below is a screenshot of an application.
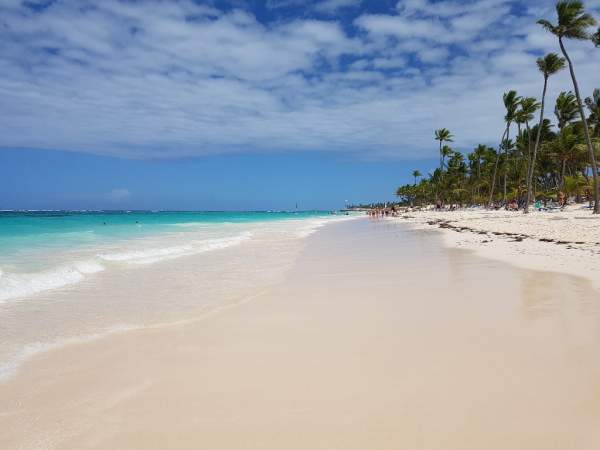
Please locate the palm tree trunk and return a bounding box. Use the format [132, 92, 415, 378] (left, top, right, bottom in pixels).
[559, 38, 600, 214]
[525, 120, 532, 188]
[503, 125, 511, 203]
[525, 75, 548, 214]
[526, 121, 532, 165]
[516, 123, 522, 183]
[436, 140, 442, 203]
[489, 126, 509, 206]
[477, 159, 481, 198]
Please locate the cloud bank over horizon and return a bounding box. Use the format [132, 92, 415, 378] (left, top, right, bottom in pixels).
[1, 0, 600, 160]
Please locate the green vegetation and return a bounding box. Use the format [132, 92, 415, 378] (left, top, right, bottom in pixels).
[593, 27, 600, 46]
[397, 1, 600, 214]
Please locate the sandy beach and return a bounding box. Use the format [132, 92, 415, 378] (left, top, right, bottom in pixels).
[5, 0, 600, 447]
[1, 217, 600, 449]
[393, 205, 600, 291]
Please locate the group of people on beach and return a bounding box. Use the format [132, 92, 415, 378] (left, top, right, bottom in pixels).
[490, 191, 568, 212]
[367, 206, 399, 218]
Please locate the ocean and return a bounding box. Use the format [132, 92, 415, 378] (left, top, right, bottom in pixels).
[0, 210, 356, 380]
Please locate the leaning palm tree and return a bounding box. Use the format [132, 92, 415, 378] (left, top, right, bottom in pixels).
[489, 90, 521, 205]
[525, 53, 566, 213]
[434, 128, 453, 172]
[412, 170, 422, 186]
[538, 0, 599, 213]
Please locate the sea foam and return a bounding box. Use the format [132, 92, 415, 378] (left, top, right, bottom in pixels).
[295, 215, 360, 238]
[0, 232, 252, 303]
[0, 323, 136, 382]
[97, 232, 252, 265]
[0, 260, 105, 304]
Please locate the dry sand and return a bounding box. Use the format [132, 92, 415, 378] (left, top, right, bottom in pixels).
[394, 204, 600, 291]
[1, 218, 600, 449]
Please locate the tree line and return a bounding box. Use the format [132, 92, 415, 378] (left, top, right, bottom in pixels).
[396, 1, 600, 214]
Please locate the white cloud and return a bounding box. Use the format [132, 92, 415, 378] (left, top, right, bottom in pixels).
[372, 56, 407, 69]
[266, 0, 361, 14]
[106, 188, 132, 201]
[0, 0, 599, 162]
[314, 0, 362, 14]
[397, 0, 466, 17]
[354, 14, 447, 40]
[417, 46, 449, 63]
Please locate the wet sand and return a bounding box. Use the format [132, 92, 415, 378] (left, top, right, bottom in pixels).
[2, 218, 600, 449]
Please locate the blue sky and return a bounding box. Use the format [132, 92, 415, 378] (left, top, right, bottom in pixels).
[1, 0, 600, 209]
[0, 148, 434, 209]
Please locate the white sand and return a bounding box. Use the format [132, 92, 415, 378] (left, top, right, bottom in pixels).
[393, 204, 600, 291]
[1, 218, 600, 449]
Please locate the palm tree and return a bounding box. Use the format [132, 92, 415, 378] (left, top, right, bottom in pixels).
[441, 145, 453, 169]
[538, 0, 600, 213]
[564, 172, 590, 202]
[525, 53, 566, 213]
[555, 91, 578, 129]
[519, 98, 540, 136]
[517, 97, 541, 180]
[429, 168, 443, 203]
[543, 125, 581, 187]
[472, 144, 487, 180]
[585, 88, 600, 137]
[593, 27, 600, 46]
[434, 129, 453, 172]
[467, 144, 490, 200]
[412, 170, 422, 186]
[489, 90, 521, 205]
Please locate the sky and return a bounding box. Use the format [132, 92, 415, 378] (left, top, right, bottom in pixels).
[1, 0, 600, 209]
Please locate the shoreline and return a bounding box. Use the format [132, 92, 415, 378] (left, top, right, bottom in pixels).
[0, 215, 359, 384]
[0, 213, 350, 305]
[390, 205, 600, 291]
[2, 218, 600, 449]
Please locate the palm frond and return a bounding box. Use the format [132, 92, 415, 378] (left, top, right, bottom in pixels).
[536, 53, 566, 77]
[537, 19, 557, 34]
[547, 0, 597, 39]
[592, 27, 600, 46]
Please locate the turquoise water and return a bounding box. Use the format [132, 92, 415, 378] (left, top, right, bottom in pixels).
[0, 210, 343, 303]
[0, 210, 357, 381]
[0, 210, 331, 256]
